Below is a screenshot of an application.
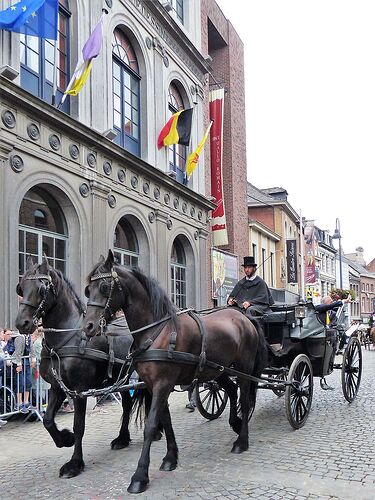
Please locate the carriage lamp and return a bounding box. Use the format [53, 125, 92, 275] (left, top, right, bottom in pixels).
[295, 305, 306, 320]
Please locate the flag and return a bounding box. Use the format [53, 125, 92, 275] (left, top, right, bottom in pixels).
[157, 108, 193, 149]
[185, 120, 213, 179]
[0, 0, 58, 39]
[61, 15, 103, 103]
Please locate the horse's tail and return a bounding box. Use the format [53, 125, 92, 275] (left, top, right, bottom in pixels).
[131, 388, 148, 428]
[249, 318, 268, 377]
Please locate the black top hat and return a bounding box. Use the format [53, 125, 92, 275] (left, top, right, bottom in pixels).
[241, 256, 257, 267]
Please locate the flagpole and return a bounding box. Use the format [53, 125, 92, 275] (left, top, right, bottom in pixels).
[52, 38, 58, 106]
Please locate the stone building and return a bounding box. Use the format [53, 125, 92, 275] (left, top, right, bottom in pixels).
[1, 0, 234, 326]
[247, 183, 301, 302]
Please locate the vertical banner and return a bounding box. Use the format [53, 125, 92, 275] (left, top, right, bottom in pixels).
[286, 239, 298, 284]
[210, 88, 228, 246]
[304, 220, 317, 285]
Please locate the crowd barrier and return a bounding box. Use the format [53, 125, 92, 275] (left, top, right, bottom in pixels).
[0, 355, 49, 422]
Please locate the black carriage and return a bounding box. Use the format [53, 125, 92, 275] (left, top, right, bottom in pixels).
[195, 301, 362, 429]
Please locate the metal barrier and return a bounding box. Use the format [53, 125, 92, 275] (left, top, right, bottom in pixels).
[0, 355, 49, 422]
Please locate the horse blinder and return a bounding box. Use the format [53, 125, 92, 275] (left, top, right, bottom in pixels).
[16, 283, 23, 297]
[99, 281, 111, 298]
[84, 285, 90, 298]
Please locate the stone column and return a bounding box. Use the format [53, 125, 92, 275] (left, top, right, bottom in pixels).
[89, 180, 111, 271]
[197, 227, 209, 308]
[154, 209, 170, 290]
[0, 140, 13, 325]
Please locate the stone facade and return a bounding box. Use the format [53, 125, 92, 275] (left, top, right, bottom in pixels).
[0, 0, 224, 326]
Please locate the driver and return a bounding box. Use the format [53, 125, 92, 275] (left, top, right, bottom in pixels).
[227, 256, 274, 318]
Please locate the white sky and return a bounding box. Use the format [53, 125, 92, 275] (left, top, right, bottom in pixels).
[215, 0, 374, 264]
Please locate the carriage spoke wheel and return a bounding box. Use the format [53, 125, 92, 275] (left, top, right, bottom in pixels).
[342, 337, 362, 403]
[285, 354, 313, 430]
[196, 381, 229, 420]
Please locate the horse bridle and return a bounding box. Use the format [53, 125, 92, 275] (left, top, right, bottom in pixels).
[19, 273, 56, 325]
[87, 270, 126, 333]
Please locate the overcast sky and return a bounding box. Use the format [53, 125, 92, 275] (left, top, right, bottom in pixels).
[215, 0, 374, 264]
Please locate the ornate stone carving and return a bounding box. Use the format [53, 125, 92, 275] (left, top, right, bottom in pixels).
[79, 183, 90, 197]
[145, 36, 152, 49]
[164, 193, 170, 205]
[10, 155, 24, 173]
[190, 206, 196, 217]
[182, 202, 187, 214]
[166, 219, 173, 230]
[27, 123, 40, 140]
[131, 175, 138, 188]
[194, 230, 199, 240]
[108, 194, 116, 208]
[163, 55, 169, 68]
[48, 134, 61, 151]
[69, 144, 80, 160]
[148, 211, 156, 223]
[143, 182, 150, 194]
[117, 169, 126, 183]
[173, 198, 179, 209]
[1, 110, 16, 129]
[87, 152, 97, 168]
[154, 187, 160, 199]
[198, 210, 203, 221]
[103, 161, 112, 176]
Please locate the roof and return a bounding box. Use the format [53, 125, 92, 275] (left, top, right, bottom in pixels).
[247, 182, 299, 223]
[342, 255, 375, 278]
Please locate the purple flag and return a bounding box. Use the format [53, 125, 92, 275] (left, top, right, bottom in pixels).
[82, 18, 103, 61]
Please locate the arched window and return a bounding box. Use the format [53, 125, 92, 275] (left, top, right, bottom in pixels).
[19, 186, 68, 278]
[168, 83, 187, 183]
[171, 238, 186, 308]
[113, 217, 139, 268]
[20, 1, 70, 112]
[112, 29, 140, 156]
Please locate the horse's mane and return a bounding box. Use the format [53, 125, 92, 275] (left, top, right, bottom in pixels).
[131, 268, 177, 321]
[54, 269, 85, 315]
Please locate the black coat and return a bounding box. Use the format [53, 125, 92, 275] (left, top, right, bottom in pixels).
[315, 300, 343, 325]
[228, 276, 274, 314]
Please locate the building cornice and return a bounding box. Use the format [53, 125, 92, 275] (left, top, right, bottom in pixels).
[248, 219, 280, 241]
[0, 77, 215, 211]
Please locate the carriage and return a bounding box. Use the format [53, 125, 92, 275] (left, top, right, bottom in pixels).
[195, 301, 362, 429]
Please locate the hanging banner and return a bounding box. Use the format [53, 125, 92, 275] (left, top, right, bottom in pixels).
[210, 88, 228, 246]
[304, 220, 317, 284]
[286, 239, 298, 284]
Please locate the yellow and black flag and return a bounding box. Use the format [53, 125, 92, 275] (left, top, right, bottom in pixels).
[157, 108, 193, 149]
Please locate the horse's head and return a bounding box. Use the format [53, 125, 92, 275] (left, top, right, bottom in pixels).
[15, 256, 58, 334]
[84, 250, 126, 337]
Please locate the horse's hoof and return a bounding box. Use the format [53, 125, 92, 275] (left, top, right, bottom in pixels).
[127, 479, 149, 494]
[231, 443, 248, 454]
[159, 459, 177, 471]
[59, 459, 85, 478]
[111, 437, 131, 450]
[57, 429, 75, 448]
[153, 430, 163, 441]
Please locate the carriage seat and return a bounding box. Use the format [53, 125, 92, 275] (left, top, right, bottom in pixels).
[261, 310, 295, 325]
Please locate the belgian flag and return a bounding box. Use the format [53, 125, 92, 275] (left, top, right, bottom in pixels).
[157, 108, 193, 150]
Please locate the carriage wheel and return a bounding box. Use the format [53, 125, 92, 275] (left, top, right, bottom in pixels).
[342, 337, 362, 402]
[285, 354, 313, 430]
[271, 372, 287, 397]
[196, 381, 229, 420]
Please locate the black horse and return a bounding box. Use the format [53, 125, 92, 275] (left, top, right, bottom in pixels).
[84, 251, 268, 494]
[15, 258, 144, 478]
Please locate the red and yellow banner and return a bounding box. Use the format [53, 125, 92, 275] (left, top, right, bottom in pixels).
[210, 89, 228, 246]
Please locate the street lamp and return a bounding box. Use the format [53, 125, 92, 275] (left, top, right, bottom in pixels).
[332, 218, 343, 289]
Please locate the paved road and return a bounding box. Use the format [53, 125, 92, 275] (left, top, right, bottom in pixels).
[1, 349, 374, 499]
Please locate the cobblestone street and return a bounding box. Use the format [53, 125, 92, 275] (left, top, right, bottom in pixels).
[1, 349, 374, 500]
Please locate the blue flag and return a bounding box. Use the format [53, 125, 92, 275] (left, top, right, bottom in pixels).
[0, 0, 58, 39]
